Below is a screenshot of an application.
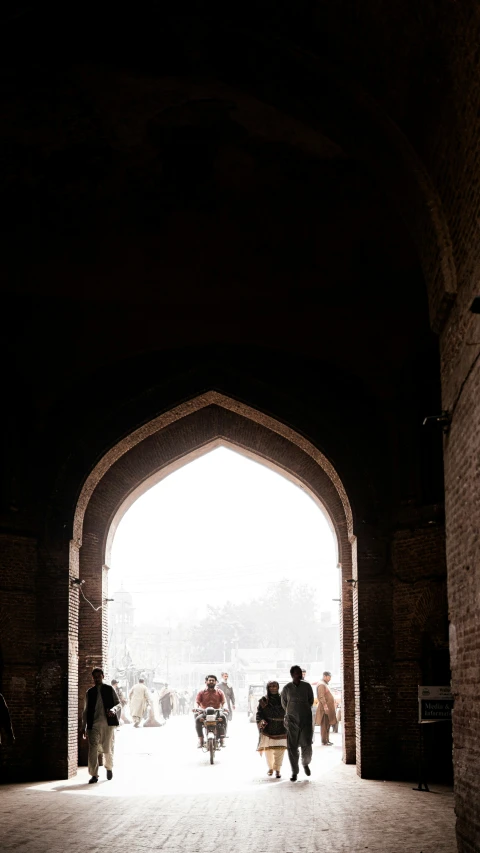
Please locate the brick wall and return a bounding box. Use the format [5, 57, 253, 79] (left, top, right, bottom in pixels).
[77, 533, 104, 768]
[0, 534, 78, 781]
[0, 535, 37, 780]
[69, 541, 80, 775]
[35, 540, 71, 780]
[356, 529, 395, 780]
[354, 515, 450, 783]
[392, 522, 450, 782]
[339, 530, 355, 766]
[442, 285, 480, 853]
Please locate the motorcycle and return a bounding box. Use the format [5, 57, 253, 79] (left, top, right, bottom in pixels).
[196, 706, 225, 764]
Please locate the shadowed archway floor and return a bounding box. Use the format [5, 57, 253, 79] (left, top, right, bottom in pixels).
[0, 717, 454, 852]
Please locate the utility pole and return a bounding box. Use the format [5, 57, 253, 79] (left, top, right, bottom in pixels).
[166, 619, 171, 682]
[231, 634, 239, 685]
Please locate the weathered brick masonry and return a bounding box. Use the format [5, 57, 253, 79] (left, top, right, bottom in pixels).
[442, 284, 480, 853]
[0, 536, 37, 781]
[392, 519, 450, 781]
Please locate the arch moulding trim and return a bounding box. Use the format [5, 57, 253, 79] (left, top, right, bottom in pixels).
[103, 437, 343, 567]
[73, 391, 354, 545]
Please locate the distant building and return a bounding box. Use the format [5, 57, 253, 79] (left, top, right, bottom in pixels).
[234, 648, 294, 686]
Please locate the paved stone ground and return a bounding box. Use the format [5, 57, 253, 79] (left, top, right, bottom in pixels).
[0, 717, 456, 852]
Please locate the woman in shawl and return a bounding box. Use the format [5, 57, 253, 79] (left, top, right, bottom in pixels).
[256, 680, 287, 778]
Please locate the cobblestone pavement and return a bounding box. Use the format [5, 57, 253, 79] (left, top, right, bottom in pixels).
[0, 716, 456, 853]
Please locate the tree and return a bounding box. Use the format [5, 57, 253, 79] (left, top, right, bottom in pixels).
[189, 578, 323, 661]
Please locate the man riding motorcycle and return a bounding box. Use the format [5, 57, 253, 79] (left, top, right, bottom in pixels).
[194, 675, 228, 748]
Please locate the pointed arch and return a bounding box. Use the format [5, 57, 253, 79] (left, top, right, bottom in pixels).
[70, 392, 357, 772]
[73, 392, 353, 547]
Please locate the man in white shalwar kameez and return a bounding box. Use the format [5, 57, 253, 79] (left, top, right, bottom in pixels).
[82, 668, 121, 783]
[129, 677, 151, 727]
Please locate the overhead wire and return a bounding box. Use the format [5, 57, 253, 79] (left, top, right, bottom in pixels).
[80, 584, 104, 612]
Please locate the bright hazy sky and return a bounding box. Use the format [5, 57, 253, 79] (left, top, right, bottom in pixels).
[109, 446, 340, 627]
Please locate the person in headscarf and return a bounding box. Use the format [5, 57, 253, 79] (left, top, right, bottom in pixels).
[256, 680, 287, 778]
[158, 683, 173, 721]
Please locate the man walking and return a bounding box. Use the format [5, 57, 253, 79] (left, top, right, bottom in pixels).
[82, 667, 121, 783]
[129, 677, 150, 727]
[281, 665, 314, 781]
[218, 672, 236, 721]
[315, 670, 336, 745]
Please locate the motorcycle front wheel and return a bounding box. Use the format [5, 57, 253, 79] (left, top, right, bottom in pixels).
[208, 738, 215, 764]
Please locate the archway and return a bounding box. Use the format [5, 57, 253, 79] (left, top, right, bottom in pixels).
[70, 392, 356, 772]
[107, 443, 342, 774]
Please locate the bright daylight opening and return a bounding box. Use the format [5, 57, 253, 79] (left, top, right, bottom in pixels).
[106, 445, 342, 791]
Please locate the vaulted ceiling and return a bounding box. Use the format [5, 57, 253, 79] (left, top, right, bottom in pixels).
[2, 0, 476, 494]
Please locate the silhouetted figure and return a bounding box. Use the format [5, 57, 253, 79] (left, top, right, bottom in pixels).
[159, 683, 173, 721]
[82, 668, 121, 783]
[219, 672, 236, 721]
[315, 671, 336, 745]
[281, 665, 314, 781]
[0, 693, 15, 746]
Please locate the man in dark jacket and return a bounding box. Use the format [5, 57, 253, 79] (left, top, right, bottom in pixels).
[81, 667, 121, 783]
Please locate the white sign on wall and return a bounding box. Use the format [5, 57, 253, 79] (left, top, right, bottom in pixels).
[418, 685, 452, 700]
[418, 685, 453, 723]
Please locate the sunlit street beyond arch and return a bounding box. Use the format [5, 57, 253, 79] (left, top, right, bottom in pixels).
[105, 445, 342, 777]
